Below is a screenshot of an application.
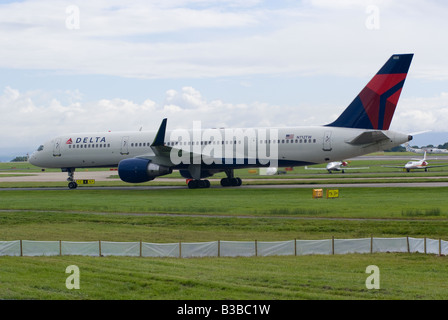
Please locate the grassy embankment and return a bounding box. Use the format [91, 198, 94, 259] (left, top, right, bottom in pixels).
[1, 160, 448, 300]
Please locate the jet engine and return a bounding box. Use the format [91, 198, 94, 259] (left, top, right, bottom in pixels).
[118, 158, 172, 183]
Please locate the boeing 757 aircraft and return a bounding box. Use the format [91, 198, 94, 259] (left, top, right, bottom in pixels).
[30, 54, 414, 189]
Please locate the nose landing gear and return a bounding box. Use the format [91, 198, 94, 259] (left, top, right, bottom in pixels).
[64, 168, 78, 189]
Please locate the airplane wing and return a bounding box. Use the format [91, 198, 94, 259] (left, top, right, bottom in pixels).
[132, 118, 178, 167]
[145, 118, 174, 166]
[382, 165, 406, 168]
[144, 118, 217, 179]
[425, 164, 448, 168]
[383, 164, 448, 169]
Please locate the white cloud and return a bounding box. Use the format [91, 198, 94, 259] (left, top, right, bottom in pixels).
[1, 84, 448, 157]
[0, 0, 448, 79]
[394, 93, 448, 133]
[1, 0, 448, 159]
[0, 85, 318, 152]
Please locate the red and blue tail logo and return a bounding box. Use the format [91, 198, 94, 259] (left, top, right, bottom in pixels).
[326, 54, 413, 130]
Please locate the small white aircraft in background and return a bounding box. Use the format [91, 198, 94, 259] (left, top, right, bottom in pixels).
[384, 151, 448, 172]
[405, 142, 448, 154]
[305, 161, 369, 173]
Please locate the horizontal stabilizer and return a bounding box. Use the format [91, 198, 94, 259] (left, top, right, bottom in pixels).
[347, 131, 389, 145]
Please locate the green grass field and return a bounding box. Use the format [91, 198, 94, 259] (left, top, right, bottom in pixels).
[2, 253, 448, 300]
[1, 162, 448, 300]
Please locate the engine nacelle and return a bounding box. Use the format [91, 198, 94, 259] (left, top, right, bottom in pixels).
[118, 158, 172, 183]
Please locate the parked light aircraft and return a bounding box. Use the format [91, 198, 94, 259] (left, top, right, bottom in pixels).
[305, 161, 369, 173]
[384, 151, 448, 172]
[405, 142, 448, 154]
[29, 54, 414, 189]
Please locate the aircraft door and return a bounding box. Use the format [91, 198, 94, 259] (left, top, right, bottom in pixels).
[120, 136, 130, 155]
[323, 131, 332, 151]
[53, 138, 61, 157]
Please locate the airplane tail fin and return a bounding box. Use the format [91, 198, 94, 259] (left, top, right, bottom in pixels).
[326, 54, 413, 130]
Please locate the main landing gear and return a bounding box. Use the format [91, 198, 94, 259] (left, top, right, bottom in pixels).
[220, 177, 242, 187]
[187, 179, 211, 189]
[186, 169, 242, 189]
[65, 168, 78, 189]
[220, 169, 242, 187]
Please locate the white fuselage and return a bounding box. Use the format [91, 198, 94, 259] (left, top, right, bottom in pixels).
[404, 160, 428, 170]
[29, 126, 410, 170]
[326, 161, 347, 172]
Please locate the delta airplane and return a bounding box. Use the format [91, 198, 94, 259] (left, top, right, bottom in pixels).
[384, 151, 448, 172]
[405, 142, 448, 154]
[30, 54, 414, 189]
[305, 161, 369, 173]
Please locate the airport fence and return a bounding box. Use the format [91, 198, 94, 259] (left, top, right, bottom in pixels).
[0, 237, 447, 258]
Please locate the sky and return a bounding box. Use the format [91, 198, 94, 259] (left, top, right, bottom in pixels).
[1, 0, 448, 161]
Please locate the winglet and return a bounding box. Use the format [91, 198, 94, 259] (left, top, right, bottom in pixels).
[152, 118, 167, 146]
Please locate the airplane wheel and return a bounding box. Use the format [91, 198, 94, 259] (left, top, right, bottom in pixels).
[220, 178, 230, 187]
[68, 181, 78, 189]
[188, 180, 198, 189]
[198, 180, 209, 188]
[221, 177, 242, 187]
[234, 177, 242, 186]
[188, 179, 211, 189]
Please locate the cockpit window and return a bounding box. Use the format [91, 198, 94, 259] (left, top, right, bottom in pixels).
[37, 145, 44, 151]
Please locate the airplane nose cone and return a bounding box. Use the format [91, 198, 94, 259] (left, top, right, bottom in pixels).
[29, 152, 42, 167]
[28, 152, 37, 166]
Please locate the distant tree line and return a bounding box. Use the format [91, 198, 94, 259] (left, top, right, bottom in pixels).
[385, 146, 406, 152]
[386, 142, 448, 152]
[10, 156, 29, 162]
